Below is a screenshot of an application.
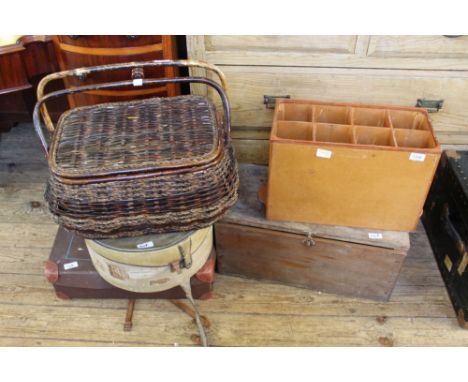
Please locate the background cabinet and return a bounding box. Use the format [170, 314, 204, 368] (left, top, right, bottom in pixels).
[53, 35, 179, 108]
[187, 35, 468, 164]
[0, 35, 181, 132]
[0, 36, 64, 132]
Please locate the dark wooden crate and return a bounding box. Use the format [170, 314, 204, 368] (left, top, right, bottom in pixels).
[422, 150, 468, 328]
[215, 164, 410, 301]
[45, 226, 215, 300]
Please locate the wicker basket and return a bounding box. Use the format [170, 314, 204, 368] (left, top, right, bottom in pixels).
[33, 60, 239, 238]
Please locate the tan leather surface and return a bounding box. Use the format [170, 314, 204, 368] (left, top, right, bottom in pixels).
[88, 227, 213, 293]
[85, 226, 211, 266]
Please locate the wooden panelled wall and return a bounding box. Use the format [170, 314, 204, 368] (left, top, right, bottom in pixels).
[187, 35, 468, 164]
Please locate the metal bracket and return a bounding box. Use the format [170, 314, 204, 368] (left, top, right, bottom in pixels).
[131, 67, 144, 80]
[302, 232, 316, 247]
[177, 243, 192, 270]
[458, 253, 468, 276]
[76, 72, 88, 82]
[264, 95, 291, 109]
[416, 99, 444, 113]
[131, 68, 144, 87]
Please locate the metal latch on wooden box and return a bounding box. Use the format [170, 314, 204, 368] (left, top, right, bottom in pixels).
[416, 99, 444, 113]
[302, 232, 316, 247]
[264, 95, 291, 109]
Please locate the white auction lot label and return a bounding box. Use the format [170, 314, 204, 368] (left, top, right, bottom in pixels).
[137, 241, 154, 249]
[63, 261, 79, 270]
[316, 148, 333, 159]
[409, 152, 426, 162]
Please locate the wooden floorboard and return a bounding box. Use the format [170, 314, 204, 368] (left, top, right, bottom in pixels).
[1, 123, 468, 346]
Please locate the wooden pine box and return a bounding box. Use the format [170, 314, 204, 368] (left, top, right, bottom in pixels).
[215, 164, 410, 301]
[266, 99, 442, 231]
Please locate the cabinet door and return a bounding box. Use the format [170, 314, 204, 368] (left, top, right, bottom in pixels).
[189, 35, 468, 70]
[205, 35, 357, 53]
[194, 35, 362, 66]
[368, 35, 468, 59]
[57, 35, 163, 48]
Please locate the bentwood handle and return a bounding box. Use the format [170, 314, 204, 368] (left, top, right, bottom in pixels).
[36, 59, 228, 134]
[33, 76, 231, 156]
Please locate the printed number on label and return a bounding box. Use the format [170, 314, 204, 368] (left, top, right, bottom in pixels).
[316, 148, 332, 159]
[63, 261, 79, 270]
[137, 241, 154, 249]
[368, 233, 383, 240]
[409, 152, 426, 162]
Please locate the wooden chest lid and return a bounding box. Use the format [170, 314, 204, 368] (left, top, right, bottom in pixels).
[221, 164, 410, 251]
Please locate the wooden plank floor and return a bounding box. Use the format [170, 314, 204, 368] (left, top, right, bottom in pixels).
[1, 123, 468, 346]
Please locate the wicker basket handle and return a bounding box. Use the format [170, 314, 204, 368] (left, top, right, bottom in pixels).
[37, 59, 228, 133]
[33, 76, 231, 156]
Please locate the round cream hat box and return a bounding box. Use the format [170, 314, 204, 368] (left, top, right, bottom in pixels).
[85, 226, 213, 294]
[86, 226, 211, 267]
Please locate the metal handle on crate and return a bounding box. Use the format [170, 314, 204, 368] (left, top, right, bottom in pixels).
[33, 76, 231, 156]
[441, 203, 467, 257]
[36, 59, 228, 133]
[416, 99, 444, 113]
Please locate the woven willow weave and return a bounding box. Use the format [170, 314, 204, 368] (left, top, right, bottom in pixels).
[34, 61, 239, 239]
[46, 143, 238, 238]
[46, 95, 238, 238]
[51, 96, 220, 177]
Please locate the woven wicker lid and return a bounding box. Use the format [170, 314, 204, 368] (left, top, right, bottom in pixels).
[49, 95, 221, 178]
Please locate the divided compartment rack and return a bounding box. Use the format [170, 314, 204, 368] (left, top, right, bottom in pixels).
[33, 60, 239, 238]
[267, 99, 441, 231]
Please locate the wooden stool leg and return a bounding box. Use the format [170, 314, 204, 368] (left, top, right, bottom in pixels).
[124, 299, 136, 331]
[170, 299, 210, 329]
